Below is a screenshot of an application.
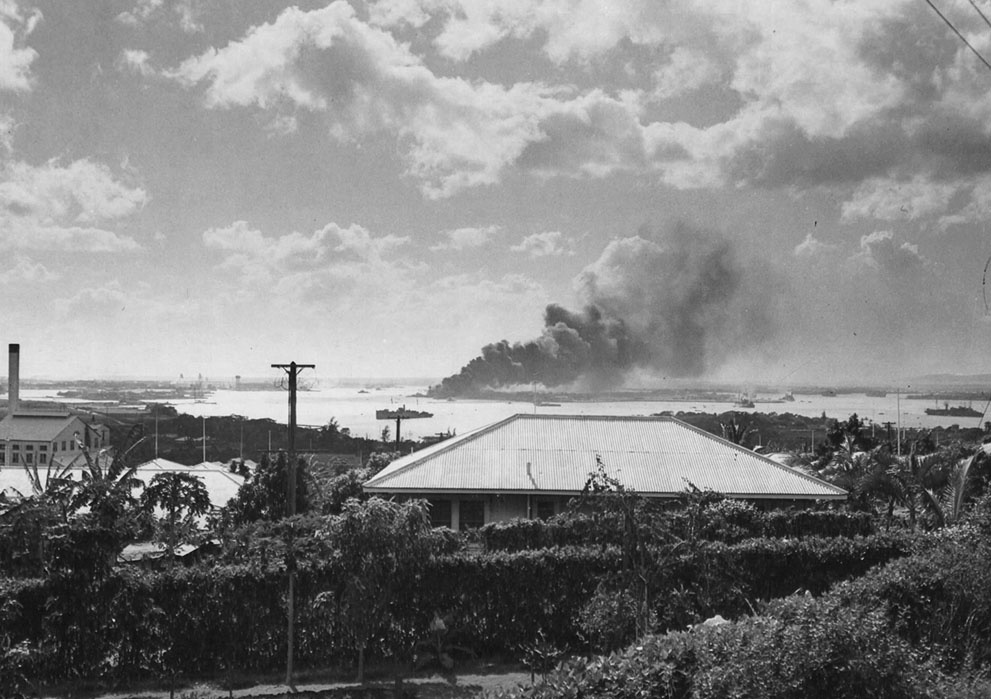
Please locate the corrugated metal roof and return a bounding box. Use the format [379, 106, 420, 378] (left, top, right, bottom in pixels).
[0, 413, 82, 442]
[132, 459, 246, 508]
[364, 414, 845, 500]
[0, 458, 246, 508]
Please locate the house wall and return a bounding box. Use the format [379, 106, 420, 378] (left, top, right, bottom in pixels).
[0, 416, 95, 469]
[410, 493, 566, 529]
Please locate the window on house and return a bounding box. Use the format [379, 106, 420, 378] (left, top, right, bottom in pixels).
[39, 454, 46, 464]
[39, 445, 47, 452]
[11, 444, 19, 450]
[536, 500, 556, 520]
[12, 453, 18, 464]
[62, 441, 67, 451]
[25, 444, 33, 451]
[428, 499, 452, 529]
[459, 500, 485, 530]
[0, 452, 5, 465]
[24, 453, 32, 464]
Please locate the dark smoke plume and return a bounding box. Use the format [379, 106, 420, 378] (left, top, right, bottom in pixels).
[430, 223, 754, 397]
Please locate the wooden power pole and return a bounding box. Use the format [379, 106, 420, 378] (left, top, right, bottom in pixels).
[271, 360, 314, 689]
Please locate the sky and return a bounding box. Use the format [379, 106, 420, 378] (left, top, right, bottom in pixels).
[3, 0, 991, 386]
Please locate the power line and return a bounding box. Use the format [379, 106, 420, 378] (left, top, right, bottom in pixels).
[967, 0, 991, 31]
[924, 0, 991, 73]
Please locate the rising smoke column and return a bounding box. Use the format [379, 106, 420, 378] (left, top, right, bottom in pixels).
[431, 223, 754, 396]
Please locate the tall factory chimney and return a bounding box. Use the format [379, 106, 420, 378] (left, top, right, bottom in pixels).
[8, 343, 19, 415]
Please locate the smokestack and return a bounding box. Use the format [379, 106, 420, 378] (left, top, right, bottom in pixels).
[8, 344, 19, 415]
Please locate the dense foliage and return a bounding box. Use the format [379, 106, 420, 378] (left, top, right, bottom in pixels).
[0, 527, 913, 687]
[492, 505, 991, 699]
[477, 502, 876, 551]
[4, 409, 991, 695]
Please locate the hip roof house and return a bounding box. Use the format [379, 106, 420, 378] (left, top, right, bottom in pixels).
[363, 413, 845, 530]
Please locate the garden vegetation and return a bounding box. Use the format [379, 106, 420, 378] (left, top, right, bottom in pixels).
[1, 413, 991, 697]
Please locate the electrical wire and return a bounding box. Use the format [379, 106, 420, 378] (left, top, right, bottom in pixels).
[924, 0, 991, 72]
[967, 0, 991, 30]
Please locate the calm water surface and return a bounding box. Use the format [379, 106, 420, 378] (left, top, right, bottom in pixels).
[21, 386, 990, 441]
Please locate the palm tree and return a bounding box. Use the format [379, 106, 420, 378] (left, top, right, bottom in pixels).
[922, 447, 985, 528]
[720, 415, 757, 447]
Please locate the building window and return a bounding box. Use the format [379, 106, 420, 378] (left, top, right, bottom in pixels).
[11, 444, 19, 450]
[428, 499, 452, 528]
[24, 453, 32, 464]
[39, 445, 47, 451]
[0, 452, 5, 465]
[459, 500, 485, 530]
[12, 453, 18, 464]
[39, 453, 46, 464]
[25, 444, 33, 451]
[62, 441, 67, 451]
[536, 500, 556, 520]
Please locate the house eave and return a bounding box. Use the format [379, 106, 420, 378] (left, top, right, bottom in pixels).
[362, 486, 847, 501]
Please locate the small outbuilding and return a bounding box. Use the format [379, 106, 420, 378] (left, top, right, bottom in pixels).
[363, 413, 845, 530]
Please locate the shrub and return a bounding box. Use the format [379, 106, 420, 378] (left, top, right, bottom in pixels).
[833, 526, 991, 672]
[495, 595, 937, 699]
[577, 582, 646, 653]
[477, 506, 876, 552]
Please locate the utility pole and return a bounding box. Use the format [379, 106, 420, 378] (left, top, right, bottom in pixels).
[271, 360, 315, 690]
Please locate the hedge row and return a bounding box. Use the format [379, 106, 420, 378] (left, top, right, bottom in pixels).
[0, 533, 914, 686]
[493, 595, 945, 699]
[478, 506, 876, 551]
[493, 525, 991, 699]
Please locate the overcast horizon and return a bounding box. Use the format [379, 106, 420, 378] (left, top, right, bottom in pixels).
[4, 1, 991, 387]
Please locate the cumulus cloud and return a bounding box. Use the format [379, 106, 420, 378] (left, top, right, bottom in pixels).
[0, 158, 146, 253]
[851, 230, 927, 276]
[511, 230, 573, 257]
[938, 175, 991, 230]
[0, 0, 40, 92]
[370, 0, 670, 65]
[163, 0, 991, 231]
[0, 224, 141, 252]
[430, 225, 499, 251]
[0, 112, 15, 153]
[651, 46, 722, 100]
[0, 159, 148, 223]
[793, 232, 839, 260]
[169, 2, 673, 197]
[203, 219, 411, 302]
[842, 175, 960, 222]
[117, 49, 156, 77]
[117, 0, 201, 33]
[0, 256, 59, 285]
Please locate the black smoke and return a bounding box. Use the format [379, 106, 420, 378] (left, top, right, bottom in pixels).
[430, 223, 756, 397]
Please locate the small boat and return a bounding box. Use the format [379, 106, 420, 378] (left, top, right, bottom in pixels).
[734, 393, 755, 408]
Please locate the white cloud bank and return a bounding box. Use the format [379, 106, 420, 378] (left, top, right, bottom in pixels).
[0, 159, 147, 253]
[164, 0, 991, 230]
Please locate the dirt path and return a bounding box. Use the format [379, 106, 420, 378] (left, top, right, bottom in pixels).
[83, 671, 532, 699]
